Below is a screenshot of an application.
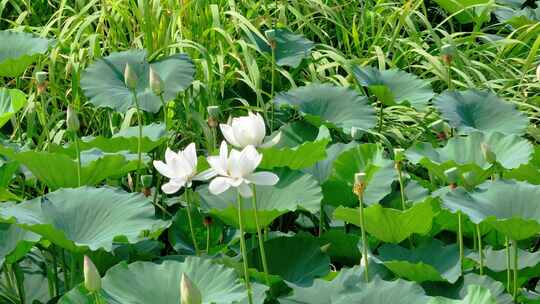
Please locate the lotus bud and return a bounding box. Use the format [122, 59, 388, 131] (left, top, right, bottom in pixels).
[83, 256, 101, 292]
[124, 63, 138, 90]
[149, 66, 164, 95]
[350, 127, 364, 140]
[394, 148, 405, 163]
[480, 143, 496, 164]
[180, 273, 202, 304]
[536, 64, 540, 82]
[444, 167, 459, 184]
[463, 171, 477, 188]
[353, 172, 367, 196]
[66, 105, 80, 132]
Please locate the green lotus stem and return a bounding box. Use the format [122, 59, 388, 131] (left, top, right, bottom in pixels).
[250, 184, 270, 286]
[396, 162, 413, 248]
[132, 90, 143, 192]
[206, 224, 211, 254]
[513, 239, 519, 301]
[12, 263, 25, 304]
[319, 204, 324, 236]
[51, 247, 60, 296]
[357, 192, 369, 282]
[506, 237, 511, 292]
[159, 94, 168, 130]
[476, 224, 483, 275]
[61, 249, 70, 290]
[236, 190, 254, 304]
[40, 94, 51, 152]
[457, 212, 464, 274]
[74, 132, 82, 187]
[184, 189, 200, 256]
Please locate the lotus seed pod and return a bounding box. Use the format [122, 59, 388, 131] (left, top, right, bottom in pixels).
[180, 273, 202, 304]
[66, 105, 80, 132]
[394, 148, 405, 162]
[35, 71, 48, 85]
[124, 63, 138, 90]
[207, 106, 220, 118]
[141, 175, 153, 188]
[354, 172, 367, 184]
[480, 143, 496, 164]
[83, 256, 101, 292]
[429, 120, 445, 132]
[444, 167, 459, 184]
[149, 66, 164, 95]
[441, 44, 455, 64]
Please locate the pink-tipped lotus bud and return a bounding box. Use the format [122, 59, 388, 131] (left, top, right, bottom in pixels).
[149, 66, 164, 95]
[83, 256, 101, 292]
[180, 273, 202, 304]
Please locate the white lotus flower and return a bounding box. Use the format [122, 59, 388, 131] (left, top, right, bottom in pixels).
[207, 141, 279, 197]
[219, 112, 280, 148]
[153, 143, 215, 194]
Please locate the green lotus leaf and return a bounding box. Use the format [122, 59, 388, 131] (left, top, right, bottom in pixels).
[467, 246, 540, 272]
[59, 257, 259, 304]
[316, 229, 360, 266]
[274, 83, 376, 133]
[248, 235, 330, 286]
[333, 277, 431, 304]
[0, 146, 144, 190]
[80, 49, 195, 113]
[197, 169, 322, 232]
[324, 143, 397, 207]
[304, 142, 358, 184]
[53, 123, 167, 155]
[495, 5, 540, 28]
[406, 131, 533, 182]
[0, 187, 168, 252]
[433, 0, 491, 24]
[259, 122, 330, 170]
[0, 88, 27, 128]
[428, 285, 497, 304]
[352, 66, 434, 110]
[0, 31, 51, 77]
[0, 257, 52, 304]
[249, 28, 314, 68]
[0, 223, 40, 266]
[441, 180, 540, 240]
[280, 263, 390, 304]
[507, 146, 540, 185]
[334, 198, 435, 243]
[377, 239, 461, 283]
[433, 90, 528, 135]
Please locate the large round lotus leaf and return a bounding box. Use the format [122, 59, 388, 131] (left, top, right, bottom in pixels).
[428, 285, 497, 304]
[53, 123, 167, 155]
[274, 83, 376, 133]
[0, 88, 27, 128]
[59, 257, 255, 304]
[467, 246, 540, 272]
[507, 146, 540, 185]
[433, 90, 528, 135]
[248, 235, 330, 286]
[303, 142, 358, 184]
[324, 143, 397, 207]
[248, 28, 314, 68]
[352, 66, 434, 110]
[0, 257, 52, 303]
[197, 169, 322, 232]
[441, 180, 540, 240]
[406, 131, 533, 181]
[377, 239, 461, 283]
[280, 263, 390, 304]
[260, 122, 331, 170]
[0, 223, 40, 266]
[80, 49, 194, 113]
[334, 198, 435, 243]
[316, 229, 360, 266]
[0, 187, 168, 252]
[495, 5, 540, 28]
[0, 146, 143, 190]
[0, 31, 51, 77]
[333, 277, 431, 304]
[433, 0, 491, 24]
